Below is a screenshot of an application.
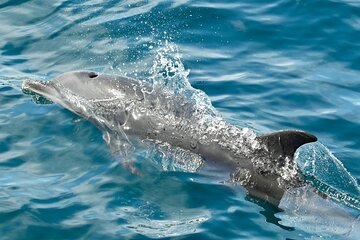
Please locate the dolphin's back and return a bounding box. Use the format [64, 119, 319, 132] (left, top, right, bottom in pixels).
[22, 71, 318, 206]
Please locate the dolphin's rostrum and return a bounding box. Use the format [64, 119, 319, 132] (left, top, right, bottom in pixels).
[22, 71, 317, 205]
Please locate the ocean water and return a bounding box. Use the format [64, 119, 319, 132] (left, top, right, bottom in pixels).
[1, 0, 360, 239]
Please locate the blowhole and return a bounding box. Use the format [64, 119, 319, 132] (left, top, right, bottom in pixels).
[88, 72, 98, 78]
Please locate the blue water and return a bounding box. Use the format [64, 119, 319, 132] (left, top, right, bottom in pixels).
[1, 0, 360, 239]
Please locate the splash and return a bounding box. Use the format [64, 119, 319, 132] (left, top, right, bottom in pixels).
[147, 43, 360, 204]
[142, 41, 263, 173]
[296, 143, 360, 210]
[135, 41, 216, 172]
[148, 40, 219, 120]
[278, 185, 360, 239]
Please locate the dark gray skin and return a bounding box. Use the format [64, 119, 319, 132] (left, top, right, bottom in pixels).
[22, 71, 317, 206]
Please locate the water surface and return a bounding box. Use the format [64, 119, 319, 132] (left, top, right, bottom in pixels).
[1, 0, 360, 239]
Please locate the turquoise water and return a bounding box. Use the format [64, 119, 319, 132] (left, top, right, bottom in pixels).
[1, 0, 360, 239]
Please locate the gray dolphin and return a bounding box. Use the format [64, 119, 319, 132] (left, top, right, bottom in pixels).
[22, 71, 317, 205]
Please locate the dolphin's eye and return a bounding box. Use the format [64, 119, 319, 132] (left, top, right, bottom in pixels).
[88, 72, 98, 78]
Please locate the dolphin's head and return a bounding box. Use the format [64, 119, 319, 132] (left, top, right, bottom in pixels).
[22, 71, 143, 118]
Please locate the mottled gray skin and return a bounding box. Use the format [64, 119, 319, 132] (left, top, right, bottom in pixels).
[22, 71, 317, 206]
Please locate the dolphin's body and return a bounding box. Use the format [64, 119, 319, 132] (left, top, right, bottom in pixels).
[22, 71, 317, 205]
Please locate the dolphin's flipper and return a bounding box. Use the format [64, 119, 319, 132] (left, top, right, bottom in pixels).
[103, 131, 143, 176]
[258, 130, 317, 160]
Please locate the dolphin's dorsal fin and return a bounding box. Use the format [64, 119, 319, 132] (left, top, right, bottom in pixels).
[258, 130, 317, 159]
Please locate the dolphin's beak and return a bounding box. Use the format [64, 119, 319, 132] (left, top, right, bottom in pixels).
[22, 79, 58, 104]
[22, 79, 49, 95]
[22, 79, 84, 116]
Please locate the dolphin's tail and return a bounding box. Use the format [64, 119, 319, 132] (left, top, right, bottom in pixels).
[258, 130, 317, 161]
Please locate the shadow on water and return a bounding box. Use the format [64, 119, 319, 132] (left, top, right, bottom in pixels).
[245, 195, 295, 231]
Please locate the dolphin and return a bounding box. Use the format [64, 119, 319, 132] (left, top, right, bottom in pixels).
[22, 71, 317, 206]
